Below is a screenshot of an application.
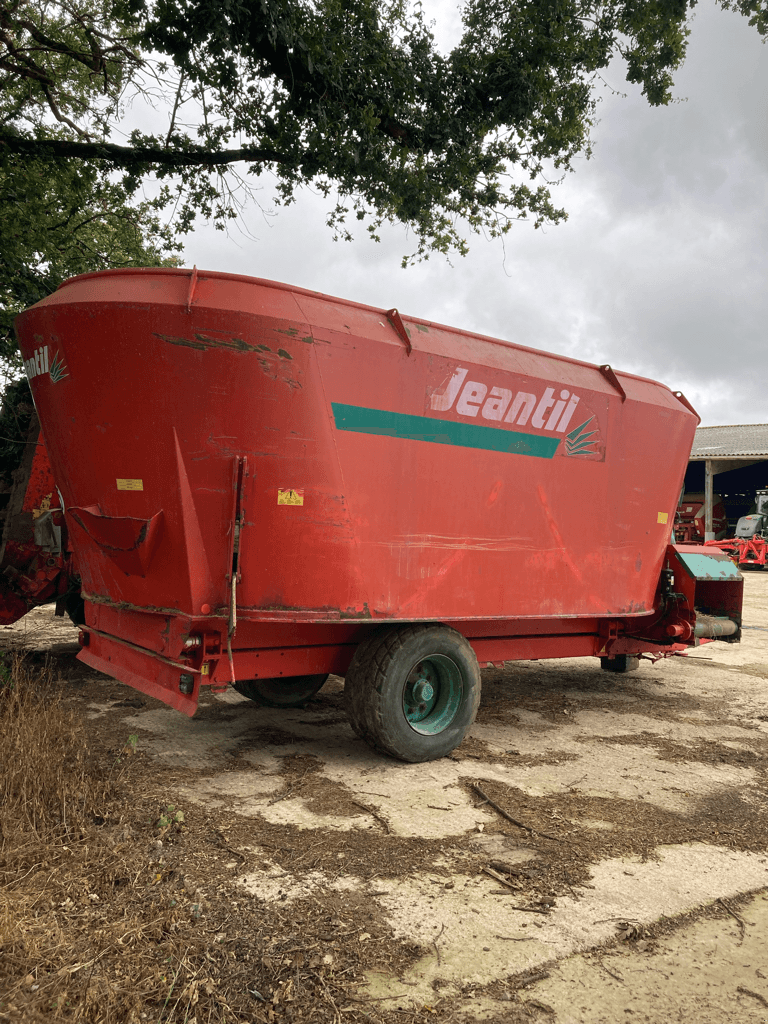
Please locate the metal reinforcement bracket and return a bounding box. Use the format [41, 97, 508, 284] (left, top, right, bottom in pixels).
[672, 390, 700, 422]
[385, 308, 412, 355]
[186, 266, 199, 313]
[598, 364, 626, 402]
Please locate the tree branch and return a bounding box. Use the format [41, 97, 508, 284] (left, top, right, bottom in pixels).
[0, 24, 55, 85]
[13, 16, 104, 72]
[0, 132, 288, 168]
[165, 71, 185, 148]
[42, 84, 90, 137]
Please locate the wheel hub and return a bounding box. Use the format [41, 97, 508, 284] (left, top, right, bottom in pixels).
[410, 679, 434, 704]
[403, 656, 463, 734]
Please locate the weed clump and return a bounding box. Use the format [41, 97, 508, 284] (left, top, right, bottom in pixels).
[0, 655, 110, 842]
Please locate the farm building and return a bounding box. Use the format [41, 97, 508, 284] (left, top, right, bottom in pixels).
[683, 424, 768, 539]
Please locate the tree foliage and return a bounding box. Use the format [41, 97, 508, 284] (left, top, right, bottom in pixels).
[0, 152, 179, 367]
[1, 0, 767, 270]
[0, 0, 179, 377]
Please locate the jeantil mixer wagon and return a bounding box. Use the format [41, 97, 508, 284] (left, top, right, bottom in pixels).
[14, 268, 743, 761]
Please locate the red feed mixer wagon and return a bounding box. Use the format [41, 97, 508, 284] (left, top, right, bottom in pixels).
[15, 268, 743, 762]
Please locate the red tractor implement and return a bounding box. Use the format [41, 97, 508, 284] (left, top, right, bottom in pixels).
[705, 488, 768, 570]
[14, 269, 743, 762]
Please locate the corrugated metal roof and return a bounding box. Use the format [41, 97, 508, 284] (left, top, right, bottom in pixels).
[690, 424, 768, 459]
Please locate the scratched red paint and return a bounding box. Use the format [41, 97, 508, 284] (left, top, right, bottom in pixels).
[535, 483, 584, 584]
[487, 479, 503, 506]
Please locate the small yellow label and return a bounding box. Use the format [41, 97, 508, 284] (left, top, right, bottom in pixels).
[117, 478, 143, 491]
[278, 488, 304, 506]
[201, 663, 209, 676]
[657, 511, 669, 525]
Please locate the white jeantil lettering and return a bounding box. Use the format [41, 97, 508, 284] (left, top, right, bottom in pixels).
[482, 387, 512, 421]
[430, 365, 581, 432]
[531, 387, 556, 428]
[456, 381, 487, 416]
[505, 392, 536, 425]
[430, 367, 468, 411]
[25, 345, 50, 381]
[556, 394, 581, 433]
[545, 389, 571, 429]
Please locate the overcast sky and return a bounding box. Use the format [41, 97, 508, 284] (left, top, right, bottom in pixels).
[180, 3, 768, 428]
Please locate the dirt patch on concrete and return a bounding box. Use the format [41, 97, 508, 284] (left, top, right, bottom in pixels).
[584, 730, 768, 771]
[451, 735, 582, 769]
[526, 890, 768, 1023]
[476, 660, 725, 726]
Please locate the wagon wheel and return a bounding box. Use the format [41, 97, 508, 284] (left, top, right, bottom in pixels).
[599, 655, 639, 673]
[63, 587, 85, 627]
[344, 625, 481, 762]
[233, 674, 329, 707]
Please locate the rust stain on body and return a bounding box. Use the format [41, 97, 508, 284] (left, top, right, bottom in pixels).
[152, 330, 306, 389]
[155, 333, 260, 353]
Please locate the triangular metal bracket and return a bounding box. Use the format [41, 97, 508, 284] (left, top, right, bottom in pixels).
[599, 364, 626, 402]
[385, 308, 412, 355]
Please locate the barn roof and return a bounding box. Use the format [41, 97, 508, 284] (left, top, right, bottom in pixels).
[690, 424, 768, 460]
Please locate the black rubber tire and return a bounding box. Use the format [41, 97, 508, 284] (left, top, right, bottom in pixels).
[60, 585, 85, 626]
[599, 655, 640, 673]
[343, 624, 481, 762]
[233, 674, 328, 707]
[344, 629, 385, 739]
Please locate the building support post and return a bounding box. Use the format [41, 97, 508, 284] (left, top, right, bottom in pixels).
[704, 459, 714, 541]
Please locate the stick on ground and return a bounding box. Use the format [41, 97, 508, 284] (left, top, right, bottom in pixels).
[737, 986, 768, 1009]
[471, 784, 562, 842]
[718, 897, 746, 944]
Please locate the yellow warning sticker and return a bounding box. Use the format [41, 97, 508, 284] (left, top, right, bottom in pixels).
[657, 512, 669, 525]
[278, 488, 304, 506]
[117, 478, 143, 491]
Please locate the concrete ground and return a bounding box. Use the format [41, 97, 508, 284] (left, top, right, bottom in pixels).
[9, 571, 768, 1023]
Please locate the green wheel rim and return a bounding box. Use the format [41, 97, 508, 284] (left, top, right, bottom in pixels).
[402, 654, 464, 735]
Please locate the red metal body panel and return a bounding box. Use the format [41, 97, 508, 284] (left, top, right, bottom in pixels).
[20, 433, 59, 517]
[0, 433, 68, 623]
[15, 268, 700, 712]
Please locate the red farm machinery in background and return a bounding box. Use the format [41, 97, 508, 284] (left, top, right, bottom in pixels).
[674, 492, 727, 545]
[12, 268, 743, 762]
[704, 488, 768, 570]
[0, 426, 81, 626]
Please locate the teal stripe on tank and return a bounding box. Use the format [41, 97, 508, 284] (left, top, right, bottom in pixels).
[331, 403, 560, 459]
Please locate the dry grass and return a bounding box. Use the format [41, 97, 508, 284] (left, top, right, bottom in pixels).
[0, 656, 240, 1024]
[0, 656, 111, 841]
[0, 656, 444, 1024]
